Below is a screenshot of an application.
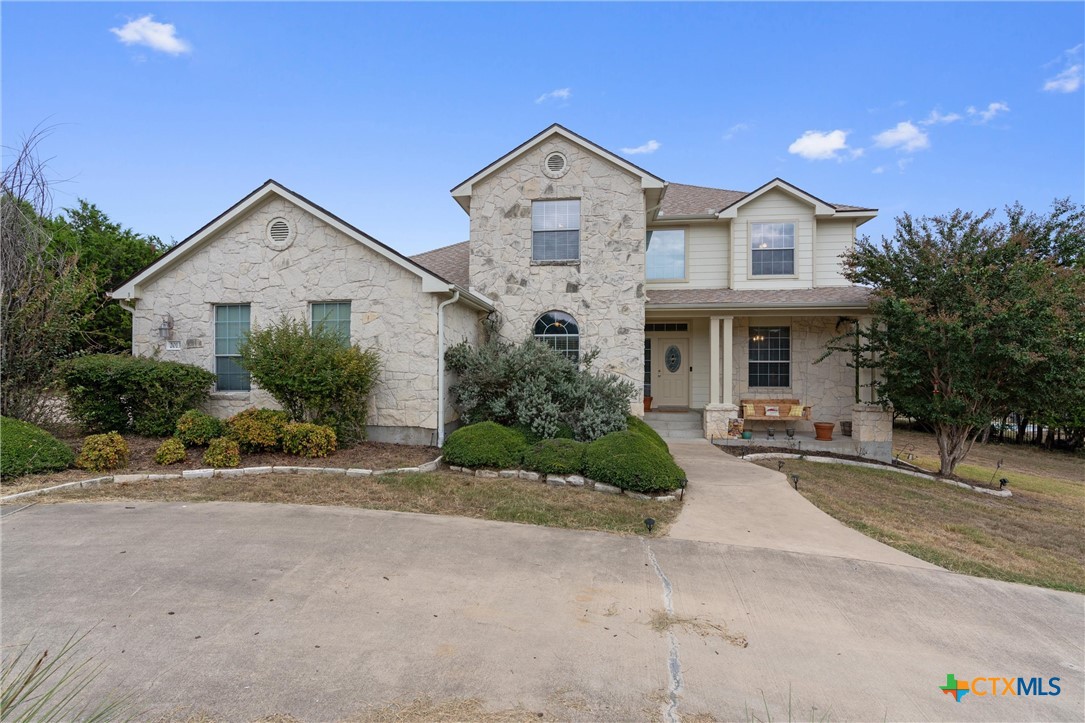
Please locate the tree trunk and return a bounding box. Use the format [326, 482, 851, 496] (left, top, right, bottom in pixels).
[1016, 416, 1029, 444]
[934, 423, 975, 476]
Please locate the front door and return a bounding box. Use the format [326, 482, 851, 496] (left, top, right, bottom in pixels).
[653, 338, 689, 408]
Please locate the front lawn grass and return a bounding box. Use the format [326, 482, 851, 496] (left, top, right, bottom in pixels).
[35, 471, 680, 536]
[758, 459, 1085, 593]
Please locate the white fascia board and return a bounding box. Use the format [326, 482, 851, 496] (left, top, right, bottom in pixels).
[716, 179, 835, 219]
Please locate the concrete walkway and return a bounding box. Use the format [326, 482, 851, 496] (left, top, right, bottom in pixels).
[666, 439, 938, 568]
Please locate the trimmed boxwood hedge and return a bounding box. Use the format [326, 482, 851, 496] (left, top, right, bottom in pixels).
[627, 415, 669, 453]
[521, 438, 586, 475]
[583, 430, 685, 493]
[442, 421, 527, 469]
[0, 416, 75, 478]
[175, 410, 226, 447]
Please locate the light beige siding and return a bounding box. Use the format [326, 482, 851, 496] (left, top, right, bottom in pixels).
[646, 222, 730, 289]
[813, 219, 855, 286]
[732, 189, 814, 289]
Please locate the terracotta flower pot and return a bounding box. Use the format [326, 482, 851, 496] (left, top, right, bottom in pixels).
[814, 422, 835, 441]
[644, 396, 653, 413]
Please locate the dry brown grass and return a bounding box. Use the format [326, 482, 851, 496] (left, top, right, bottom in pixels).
[32, 470, 680, 536]
[648, 609, 748, 648]
[761, 459, 1085, 592]
[893, 428, 1084, 483]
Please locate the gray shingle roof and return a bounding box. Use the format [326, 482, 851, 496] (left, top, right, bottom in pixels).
[410, 240, 470, 287]
[646, 286, 872, 308]
[658, 182, 873, 218]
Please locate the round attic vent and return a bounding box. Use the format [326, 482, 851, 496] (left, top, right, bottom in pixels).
[543, 151, 569, 178]
[265, 217, 295, 250]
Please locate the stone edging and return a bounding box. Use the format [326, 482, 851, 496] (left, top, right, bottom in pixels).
[0, 457, 445, 503]
[744, 453, 1013, 498]
[445, 465, 678, 502]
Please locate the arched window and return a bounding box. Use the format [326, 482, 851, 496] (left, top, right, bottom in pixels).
[534, 310, 579, 362]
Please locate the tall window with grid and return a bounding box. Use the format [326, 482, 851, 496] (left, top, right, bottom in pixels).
[311, 302, 351, 344]
[750, 222, 795, 276]
[531, 200, 580, 261]
[215, 304, 251, 391]
[748, 326, 790, 387]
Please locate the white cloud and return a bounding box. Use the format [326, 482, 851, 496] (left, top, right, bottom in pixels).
[787, 129, 850, 160]
[873, 121, 929, 152]
[871, 165, 885, 174]
[1044, 65, 1083, 93]
[110, 15, 191, 55]
[620, 139, 661, 155]
[920, 109, 963, 126]
[967, 102, 1010, 123]
[722, 122, 751, 141]
[535, 88, 571, 104]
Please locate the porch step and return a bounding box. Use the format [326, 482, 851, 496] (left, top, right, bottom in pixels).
[643, 411, 703, 440]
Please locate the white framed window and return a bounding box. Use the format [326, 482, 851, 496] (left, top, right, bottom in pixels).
[215, 304, 251, 391]
[749, 326, 790, 387]
[311, 301, 351, 344]
[750, 222, 795, 276]
[532, 200, 580, 262]
[646, 229, 687, 281]
[534, 310, 579, 362]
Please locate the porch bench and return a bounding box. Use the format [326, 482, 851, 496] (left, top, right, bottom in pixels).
[739, 398, 812, 422]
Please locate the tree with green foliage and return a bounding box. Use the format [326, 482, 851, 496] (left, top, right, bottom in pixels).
[840, 200, 1085, 475]
[49, 200, 166, 353]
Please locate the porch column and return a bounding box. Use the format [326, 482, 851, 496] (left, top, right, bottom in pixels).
[721, 316, 734, 406]
[703, 315, 737, 441]
[709, 316, 721, 404]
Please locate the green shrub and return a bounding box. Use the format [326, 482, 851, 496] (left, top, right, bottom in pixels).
[238, 317, 380, 445]
[226, 408, 289, 452]
[154, 438, 187, 465]
[175, 409, 225, 447]
[522, 438, 587, 475]
[203, 437, 241, 468]
[627, 415, 669, 453]
[75, 431, 129, 472]
[282, 422, 337, 458]
[583, 431, 685, 493]
[446, 338, 636, 442]
[442, 421, 527, 469]
[61, 354, 216, 436]
[0, 416, 75, 478]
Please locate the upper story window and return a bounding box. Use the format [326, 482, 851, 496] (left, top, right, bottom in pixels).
[311, 302, 351, 344]
[215, 304, 251, 392]
[532, 200, 580, 262]
[534, 310, 579, 362]
[751, 222, 795, 276]
[646, 229, 686, 281]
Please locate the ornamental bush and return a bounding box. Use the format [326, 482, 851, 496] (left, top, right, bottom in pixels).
[0, 416, 75, 478]
[442, 422, 527, 469]
[153, 438, 187, 465]
[521, 438, 587, 475]
[282, 422, 337, 458]
[445, 338, 636, 442]
[238, 317, 380, 446]
[583, 430, 685, 493]
[75, 431, 129, 472]
[61, 354, 216, 436]
[175, 410, 225, 447]
[627, 415, 669, 453]
[226, 408, 289, 452]
[203, 437, 240, 468]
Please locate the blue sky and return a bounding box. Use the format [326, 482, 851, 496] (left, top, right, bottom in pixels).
[3, 2, 1083, 254]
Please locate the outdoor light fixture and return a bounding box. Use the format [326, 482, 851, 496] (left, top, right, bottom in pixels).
[678, 478, 687, 501]
[777, 461, 785, 471]
[791, 474, 800, 489]
[767, 426, 776, 440]
[999, 478, 1009, 490]
[786, 426, 796, 439]
[157, 314, 175, 339]
[644, 517, 656, 533]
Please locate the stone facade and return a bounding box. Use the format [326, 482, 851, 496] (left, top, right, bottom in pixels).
[467, 136, 647, 402]
[131, 196, 481, 444]
[851, 403, 894, 462]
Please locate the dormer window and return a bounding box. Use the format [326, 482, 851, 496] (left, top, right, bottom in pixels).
[751, 222, 795, 276]
[532, 200, 580, 262]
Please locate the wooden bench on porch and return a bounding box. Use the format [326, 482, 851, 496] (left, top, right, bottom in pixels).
[739, 398, 812, 422]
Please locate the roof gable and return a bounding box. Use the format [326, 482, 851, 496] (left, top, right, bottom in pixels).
[450, 124, 666, 212]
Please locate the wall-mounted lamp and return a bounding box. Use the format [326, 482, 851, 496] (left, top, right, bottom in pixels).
[157, 314, 175, 340]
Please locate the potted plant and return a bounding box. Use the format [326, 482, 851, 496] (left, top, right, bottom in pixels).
[644, 395, 653, 413]
[840, 420, 853, 436]
[813, 421, 835, 441]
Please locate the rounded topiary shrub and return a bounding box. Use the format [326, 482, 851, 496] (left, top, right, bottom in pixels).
[203, 437, 241, 468]
[522, 438, 587, 475]
[282, 422, 337, 458]
[583, 431, 685, 494]
[175, 410, 226, 447]
[76, 431, 130, 472]
[442, 421, 527, 469]
[154, 438, 187, 465]
[626, 415, 669, 453]
[226, 408, 289, 452]
[0, 416, 76, 479]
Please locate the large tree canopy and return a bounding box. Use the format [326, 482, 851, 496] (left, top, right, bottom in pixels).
[841, 200, 1084, 475]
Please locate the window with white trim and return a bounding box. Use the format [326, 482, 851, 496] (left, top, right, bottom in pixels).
[748, 326, 790, 387]
[646, 229, 686, 280]
[750, 222, 795, 276]
[534, 310, 579, 362]
[215, 304, 251, 391]
[532, 200, 580, 262]
[311, 302, 351, 344]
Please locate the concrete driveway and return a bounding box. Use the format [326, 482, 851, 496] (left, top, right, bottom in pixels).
[2, 501, 1082, 722]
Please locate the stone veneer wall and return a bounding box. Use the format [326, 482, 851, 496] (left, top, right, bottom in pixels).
[132, 196, 479, 444]
[467, 137, 647, 404]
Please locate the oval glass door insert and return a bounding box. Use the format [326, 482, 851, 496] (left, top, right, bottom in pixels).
[664, 345, 682, 373]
